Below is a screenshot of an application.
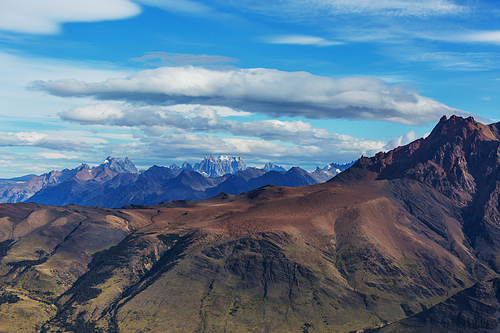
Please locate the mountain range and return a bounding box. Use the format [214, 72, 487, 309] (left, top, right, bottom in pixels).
[1, 115, 499, 332]
[0, 156, 354, 208]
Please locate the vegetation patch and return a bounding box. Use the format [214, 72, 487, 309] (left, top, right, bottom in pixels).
[7, 257, 49, 269]
[400, 303, 414, 317]
[299, 322, 314, 333]
[62, 235, 148, 305]
[0, 291, 21, 306]
[41, 310, 104, 333]
[0, 239, 14, 259]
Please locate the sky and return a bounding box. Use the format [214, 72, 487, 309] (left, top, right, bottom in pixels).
[1, 0, 500, 177]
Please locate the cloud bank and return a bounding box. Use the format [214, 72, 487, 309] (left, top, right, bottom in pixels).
[60, 103, 421, 166]
[33, 66, 468, 125]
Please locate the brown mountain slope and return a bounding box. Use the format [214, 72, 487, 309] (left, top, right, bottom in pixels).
[0, 115, 498, 332]
[334, 115, 500, 273]
[0, 180, 490, 332]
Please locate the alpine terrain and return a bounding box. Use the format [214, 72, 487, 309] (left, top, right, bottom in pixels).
[0, 115, 499, 332]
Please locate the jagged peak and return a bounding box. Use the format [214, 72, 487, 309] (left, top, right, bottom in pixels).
[99, 156, 139, 174]
[428, 114, 499, 142]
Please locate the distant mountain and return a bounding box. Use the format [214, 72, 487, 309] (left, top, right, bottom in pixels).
[311, 160, 356, 183]
[327, 161, 356, 172]
[1, 155, 352, 207]
[262, 162, 286, 172]
[194, 155, 246, 177]
[0, 157, 136, 204]
[141, 165, 180, 180]
[102, 156, 138, 174]
[0, 164, 89, 203]
[238, 167, 318, 193]
[206, 168, 267, 196]
[26, 165, 317, 208]
[167, 155, 246, 177]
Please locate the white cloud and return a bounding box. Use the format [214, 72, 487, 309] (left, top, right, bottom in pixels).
[0, 132, 91, 151]
[0, 0, 141, 34]
[33, 66, 469, 125]
[383, 130, 419, 150]
[37, 152, 78, 159]
[264, 35, 344, 46]
[62, 104, 124, 124]
[458, 31, 500, 45]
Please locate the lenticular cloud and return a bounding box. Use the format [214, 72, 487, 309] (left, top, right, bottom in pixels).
[31, 66, 469, 125]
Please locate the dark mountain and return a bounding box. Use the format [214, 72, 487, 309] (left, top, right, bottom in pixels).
[0, 158, 138, 204]
[238, 166, 318, 193]
[26, 159, 141, 207]
[141, 165, 179, 180]
[1, 116, 500, 332]
[25, 165, 319, 208]
[2, 155, 346, 207]
[206, 167, 267, 196]
[0, 164, 90, 203]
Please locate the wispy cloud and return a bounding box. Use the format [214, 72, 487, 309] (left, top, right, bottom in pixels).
[407, 52, 500, 71]
[37, 152, 78, 159]
[0, 132, 91, 151]
[224, 0, 466, 22]
[263, 35, 344, 46]
[32, 66, 469, 125]
[131, 52, 238, 66]
[417, 30, 500, 45]
[0, 0, 141, 34]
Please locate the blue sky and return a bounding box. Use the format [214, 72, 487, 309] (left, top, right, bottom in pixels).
[0, 0, 499, 177]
